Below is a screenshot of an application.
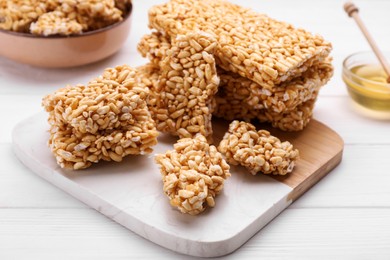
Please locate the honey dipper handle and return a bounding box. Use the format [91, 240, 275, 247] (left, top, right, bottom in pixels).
[344, 2, 390, 83]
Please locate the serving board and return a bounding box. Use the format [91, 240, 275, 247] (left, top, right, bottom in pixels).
[12, 112, 343, 257]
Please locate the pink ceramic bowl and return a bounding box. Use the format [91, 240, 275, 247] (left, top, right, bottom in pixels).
[0, 4, 132, 68]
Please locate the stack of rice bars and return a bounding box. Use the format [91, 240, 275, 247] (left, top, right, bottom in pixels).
[137, 0, 333, 136]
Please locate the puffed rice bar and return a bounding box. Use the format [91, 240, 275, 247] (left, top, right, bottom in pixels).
[218, 121, 299, 175]
[155, 134, 231, 215]
[148, 0, 332, 89]
[150, 32, 220, 140]
[43, 64, 158, 170]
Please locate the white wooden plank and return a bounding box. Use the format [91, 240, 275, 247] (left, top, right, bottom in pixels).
[231, 208, 390, 259]
[0, 208, 389, 259]
[291, 144, 390, 208]
[0, 95, 43, 144]
[314, 96, 390, 145]
[0, 208, 186, 260]
[0, 144, 86, 209]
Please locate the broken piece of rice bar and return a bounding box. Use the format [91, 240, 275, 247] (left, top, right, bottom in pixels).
[148, 0, 332, 89]
[42, 64, 158, 170]
[218, 121, 299, 175]
[151, 32, 220, 140]
[155, 134, 231, 215]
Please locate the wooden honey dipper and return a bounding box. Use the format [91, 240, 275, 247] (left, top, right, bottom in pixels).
[344, 2, 390, 83]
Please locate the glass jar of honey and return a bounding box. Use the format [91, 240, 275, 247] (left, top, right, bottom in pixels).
[342, 51, 390, 119]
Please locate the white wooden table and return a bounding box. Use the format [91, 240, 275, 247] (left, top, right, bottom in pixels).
[1, 0, 390, 259]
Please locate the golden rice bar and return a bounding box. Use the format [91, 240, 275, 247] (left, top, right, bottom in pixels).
[148, 0, 332, 89]
[43, 65, 158, 170]
[155, 134, 231, 215]
[218, 121, 299, 175]
[149, 32, 220, 141]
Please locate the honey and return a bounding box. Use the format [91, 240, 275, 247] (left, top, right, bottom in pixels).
[343, 64, 390, 113]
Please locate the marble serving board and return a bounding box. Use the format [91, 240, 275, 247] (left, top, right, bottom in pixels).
[12, 112, 344, 257]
